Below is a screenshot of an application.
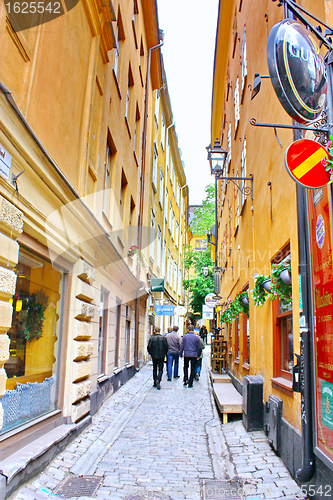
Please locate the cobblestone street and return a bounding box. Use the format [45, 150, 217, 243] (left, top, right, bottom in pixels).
[9, 351, 307, 500]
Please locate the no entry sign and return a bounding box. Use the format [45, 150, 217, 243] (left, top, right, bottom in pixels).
[285, 139, 330, 188]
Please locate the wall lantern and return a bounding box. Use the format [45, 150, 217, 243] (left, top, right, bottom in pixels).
[206, 139, 228, 176]
[202, 266, 209, 277]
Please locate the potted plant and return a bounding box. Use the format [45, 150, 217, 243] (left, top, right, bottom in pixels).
[235, 290, 249, 316]
[128, 245, 145, 265]
[271, 262, 292, 306]
[251, 274, 272, 306]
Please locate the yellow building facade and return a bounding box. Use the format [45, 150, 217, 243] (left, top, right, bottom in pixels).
[211, 0, 333, 487]
[0, 0, 183, 494]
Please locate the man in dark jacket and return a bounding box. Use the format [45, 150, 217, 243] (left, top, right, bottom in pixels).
[166, 326, 181, 380]
[180, 325, 202, 388]
[147, 326, 168, 390]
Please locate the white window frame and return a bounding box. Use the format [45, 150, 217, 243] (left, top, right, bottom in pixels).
[159, 167, 164, 208]
[234, 77, 240, 133]
[241, 25, 247, 97]
[157, 225, 161, 270]
[241, 138, 247, 208]
[149, 209, 155, 261]
[152, 143, 158, 192]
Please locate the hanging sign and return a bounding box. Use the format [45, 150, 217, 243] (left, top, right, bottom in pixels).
[308, 186, 333, 464]
[205, 293, 217, 308]
[285, 139, 330, 188]
[202, 305, 214, 319]
[0, 143, 12, 180]
[267, 19, 327, 124]
[150, 278, 165, 292]
[155, 304, 174, 316]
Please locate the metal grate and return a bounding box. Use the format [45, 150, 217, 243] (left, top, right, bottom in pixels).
[202, 480, 245, 500]
[54, 475, 103, 498]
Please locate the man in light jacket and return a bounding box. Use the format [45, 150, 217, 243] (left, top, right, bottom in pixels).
[180, 325, 202, 388]
[147, 326, 168, 390]
[166, 326, 181, 381]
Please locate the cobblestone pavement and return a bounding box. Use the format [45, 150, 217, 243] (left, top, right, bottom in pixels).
[9, 350, 307, 500]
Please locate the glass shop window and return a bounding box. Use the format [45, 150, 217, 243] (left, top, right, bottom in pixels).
[1, 249, 65, 434]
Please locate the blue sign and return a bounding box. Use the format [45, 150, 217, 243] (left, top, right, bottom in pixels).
[155, 305, 174, 316]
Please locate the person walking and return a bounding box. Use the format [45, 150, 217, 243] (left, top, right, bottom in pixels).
[200, 325, 208, 344]
[195, 331, 205, 380]
[147, 326, 168, 390]
[166, 326, 181, 381]
[180, 325, 202, 388]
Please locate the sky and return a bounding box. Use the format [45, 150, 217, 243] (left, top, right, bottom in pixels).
[156, 0, 220, 206]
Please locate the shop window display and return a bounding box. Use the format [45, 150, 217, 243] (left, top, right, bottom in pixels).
[1, 249, 65, 434]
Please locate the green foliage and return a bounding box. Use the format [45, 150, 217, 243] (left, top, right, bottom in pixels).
[21, 290, 48, 341]
[220, 291, 249, 324]
[183, 246, 214, 314]
[189, 184, 215, 236]
[271, 261, 292, 306]
[321, 135, 333, 179]
[251, 274, 272, 306]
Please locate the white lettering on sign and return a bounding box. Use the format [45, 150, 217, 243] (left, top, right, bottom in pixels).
[0, 144, 12, 180]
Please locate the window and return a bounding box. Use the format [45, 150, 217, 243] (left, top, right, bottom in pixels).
[178, 268, 182, 296]
[166, 249, 170, 283]
[161, 114, 165, 151]
[3, 249, 65, 434]
[176, 181, 180, 206]
[132, 0, 138, 48]
[114, 301, 121, 367]
[272, 250, 293, 390]
[169, 201, 172, 232]
[234, 77, 240, 134]
[125, 319, 131, 363]
[119, 169, 128, 224]
[129, 196, 135, 227]
[149, 209, 155, 261]
[227, 122, 232, 167]
[133, 104, 140, 162]
[175, 221, 179, 248]
[154, 90, 160, 123]
[98, 289, 109, 375]
[241, 25, 247, 100]
[159, 168, 164, 208]
[152, 143, 158, 192]
[170, 256, 174, 288]
[172, 211, 175, 240]
[125, 66, 134, 131]
[139, 39, 144, 86]
[180, 231, 183, 255]
[113, 10, 125, 82]
[157, 225, 162, 269]
[173, 263, 177, 292]
[164, 188, 168, 222]
[103, 134, 116, 218]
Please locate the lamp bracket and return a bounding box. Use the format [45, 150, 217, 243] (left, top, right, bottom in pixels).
[215, 173, 254, 200]
[274, 0, 333, 51]
[214, 266, 226, 272]
[250, 115, 332, 145]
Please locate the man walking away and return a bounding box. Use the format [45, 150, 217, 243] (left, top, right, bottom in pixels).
[180, 325, 202, 388]
[195, 331, 205, 380]
[166, 326, 181, 381]
[147, 326, 168, 390]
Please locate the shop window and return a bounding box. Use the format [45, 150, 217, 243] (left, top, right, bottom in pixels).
[242, 312, 250, 367]
[234, 317, 240, 360]
[272, 250, 294, 391]
[2, 249, 65, 434]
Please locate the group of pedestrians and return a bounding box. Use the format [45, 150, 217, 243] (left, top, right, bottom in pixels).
[147, 324, 204, 390]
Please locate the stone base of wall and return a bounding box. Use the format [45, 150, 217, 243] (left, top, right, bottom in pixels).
[90, 365, 136, 416]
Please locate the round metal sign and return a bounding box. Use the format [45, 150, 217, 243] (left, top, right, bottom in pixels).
[205, 292, 217, 308]
[267, 19, 327, 124]
[285, 138, 330, 188]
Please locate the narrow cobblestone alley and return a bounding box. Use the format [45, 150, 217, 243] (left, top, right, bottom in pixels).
[8, 351, 307, 500]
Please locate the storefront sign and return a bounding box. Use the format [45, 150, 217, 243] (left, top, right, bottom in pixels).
[285, 139, 330, 188]
[308, 186, 333, 464]
[202, 305, 214, 320]
[150, 278, 165, 292]
[155, 304, 174, 316]
[267, 20, 327, 123]
[205, 293, 217, 308]
[0, 143, 12, 180]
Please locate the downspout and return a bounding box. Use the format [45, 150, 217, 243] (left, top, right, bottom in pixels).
[282, 0, 315, 483]
[134, 37, 164, 368]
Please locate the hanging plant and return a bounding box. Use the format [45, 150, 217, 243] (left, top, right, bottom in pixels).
[271, 262, 292, 307]
[21, 290, 48, 341]
[220, 291, 249, 324]
[235, 291, 249, 317]
[129, 245, 145, 265]
[251, 274, 272, 306]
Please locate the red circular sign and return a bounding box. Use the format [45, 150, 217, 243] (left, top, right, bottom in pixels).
[285, 139, 330, 188]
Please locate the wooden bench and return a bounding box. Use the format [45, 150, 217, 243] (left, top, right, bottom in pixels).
[212, 381, 243, 424]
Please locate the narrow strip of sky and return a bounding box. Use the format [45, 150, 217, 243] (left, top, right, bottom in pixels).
[157, 0, 219, 205]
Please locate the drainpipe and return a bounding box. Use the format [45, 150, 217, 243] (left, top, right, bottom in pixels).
[283, 0, 315, 483]
[134, 36, 164, 368]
